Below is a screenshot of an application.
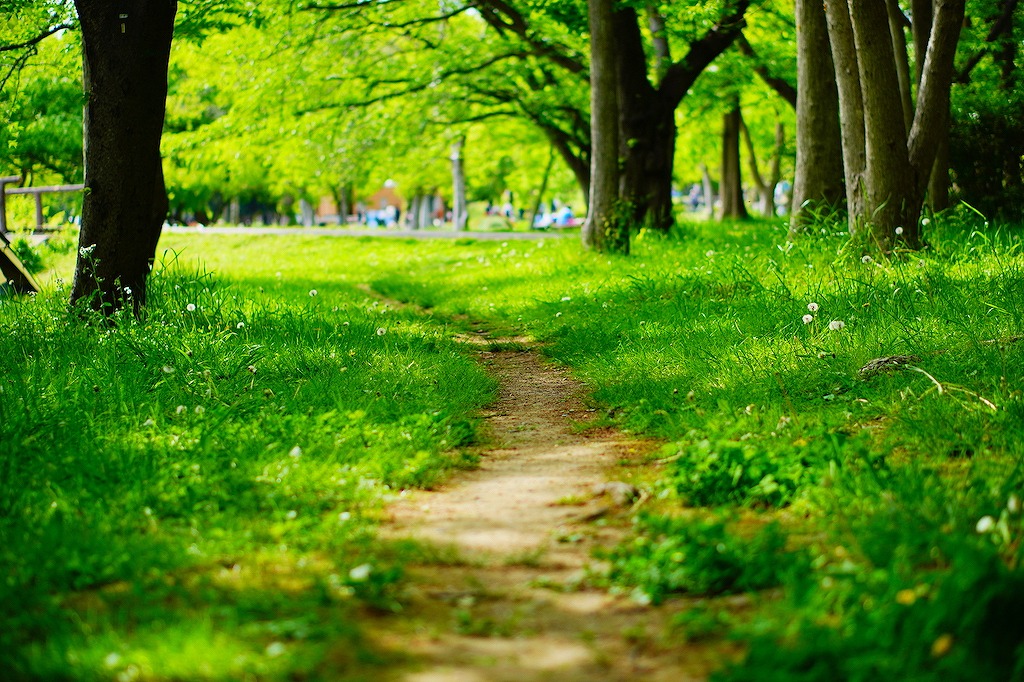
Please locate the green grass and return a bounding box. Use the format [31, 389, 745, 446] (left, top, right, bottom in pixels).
[0, 241, 494, 679]
[4, 211, 1024, 679]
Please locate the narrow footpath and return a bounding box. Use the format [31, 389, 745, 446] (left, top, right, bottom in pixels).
[369, 332, 738, 681]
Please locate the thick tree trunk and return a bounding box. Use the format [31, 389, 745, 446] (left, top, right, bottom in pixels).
[71, 0, 176, 315]
[825, 0, 964, 251]
[583, 0, 628, 252]
[614, 8, 672, 232]
[450, 135, 468, 231]
[791, 0, 845, 232]
[719, 104, 749, 220]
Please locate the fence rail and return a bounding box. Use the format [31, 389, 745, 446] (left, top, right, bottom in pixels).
[0, 175, 84, 234]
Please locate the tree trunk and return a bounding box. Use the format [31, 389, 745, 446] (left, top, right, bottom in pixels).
[417, 193, 433, 229]
[407, 196, 422, 229]
[71, 0, 176, 315]
[719, 104, 749, 220]
[739, 111, 784, 218]
[613, 8, 676, 232]
[824, 0, 867, 235]
[825, 0, 964, 251]
[582, 0, 628, 253]
[450, 135, 468, 231]
[618, 96, 677, 232]
[530, 145, 557, 228]
[701, 163, 716, 219]
[791, 0, 845, 232]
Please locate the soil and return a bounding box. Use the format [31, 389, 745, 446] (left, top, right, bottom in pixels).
[368, 330, 741, 681]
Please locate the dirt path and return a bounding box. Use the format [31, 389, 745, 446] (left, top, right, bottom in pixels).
[369, 333, 736, 681]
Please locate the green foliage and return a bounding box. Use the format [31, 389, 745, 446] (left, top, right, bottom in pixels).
[7, 236, 43, 273]
[597, 513, 804, 605]
[660, 427, 856, 508]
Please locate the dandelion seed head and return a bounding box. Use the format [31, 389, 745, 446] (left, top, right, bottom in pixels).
[802, 314, 814, 324]
[862, 255, 873, 264]
[349, 563, 372, 581]
[309, 289, 318, 297]
[376, 327, 386, 336]
[807, 302, 819, 312]
[828, 320, 845, 331]
[895, 226, 904, 235]
[186, 303, 196, 312]
[976, 515, 996, 533]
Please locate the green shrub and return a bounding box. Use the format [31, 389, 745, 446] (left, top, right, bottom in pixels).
[661, 430, 849, 508]
[596, 513, 805, 605]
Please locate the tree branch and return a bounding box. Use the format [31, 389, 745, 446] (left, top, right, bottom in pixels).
[735, 33, 797, 108]
[660, 0, 750, 106]
[0, 22, 75, 53]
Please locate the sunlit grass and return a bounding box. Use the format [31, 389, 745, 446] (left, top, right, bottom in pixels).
[5, 212, 1024, 679]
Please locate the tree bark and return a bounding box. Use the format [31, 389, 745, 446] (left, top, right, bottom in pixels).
[612, 3, 748, 233]
[824, 0, 867, 234]
[71, 0, 176, 315]
[826, 0, 964, 251]
[791, 0, 845, 232]
[583, 0, 628, 252]
[740, 112, 784, 217]
[719, 103, 749, 220]
[450, 135, 468, 231]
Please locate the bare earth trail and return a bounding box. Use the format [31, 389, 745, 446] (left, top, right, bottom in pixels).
[368, 331, 737, 681]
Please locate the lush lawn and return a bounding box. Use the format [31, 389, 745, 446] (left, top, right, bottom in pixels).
[4, 212, 1024, 680]
[1, 236, 495, 679]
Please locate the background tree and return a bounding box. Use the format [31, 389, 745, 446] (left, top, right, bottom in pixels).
[824, 0, 965, 252]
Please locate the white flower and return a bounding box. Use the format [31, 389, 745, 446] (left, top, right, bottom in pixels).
[236, 322, 245, 329]
[185, 303, 196, 312]
[802, 314, 814, 324]
[123, 287, 132, 296]
[376, 327, 386, 336]
[976, 515, 996, 533]
[309, 289, 318, 297]
[895, 226, 904, 235]
[861, 255, 873, 264]
[348, 563, 372, 581]
[807, 302, 819, 313]
[828, 320, 845, 331]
